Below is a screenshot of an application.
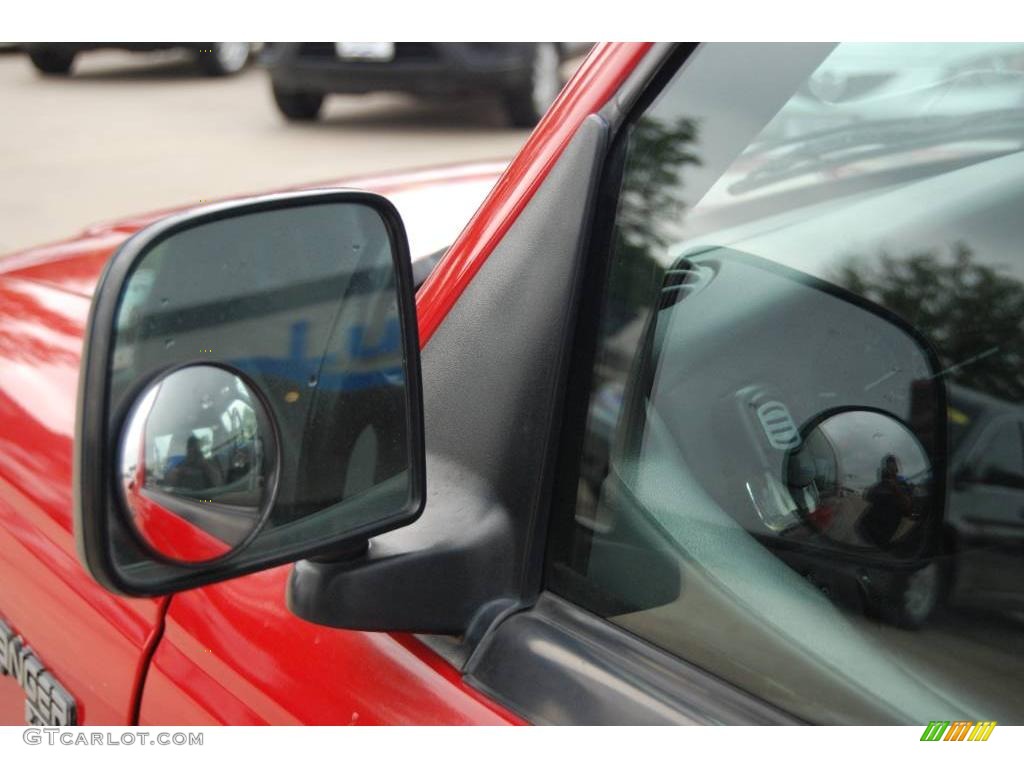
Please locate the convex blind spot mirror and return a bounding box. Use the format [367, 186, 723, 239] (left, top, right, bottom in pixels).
[119, 365, 275, 564]
[75, 191, 425, 595]
[785, 409, 933, 551]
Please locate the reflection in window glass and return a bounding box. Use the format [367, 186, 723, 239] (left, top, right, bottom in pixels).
[551, 43, 1024, 724]
[970, 420, 1024, 488]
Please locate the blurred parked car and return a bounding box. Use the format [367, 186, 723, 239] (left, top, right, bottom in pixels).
[946, 384, 1024, 613]
[23, 42, 255, 77]
[262, 42, 591, 126]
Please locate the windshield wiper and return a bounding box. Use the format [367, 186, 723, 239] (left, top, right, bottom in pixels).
[730, 108, 1024, 195]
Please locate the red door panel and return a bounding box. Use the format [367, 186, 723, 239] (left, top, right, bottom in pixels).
[138, 565, 520, 725]
[0, 276, 164, 724]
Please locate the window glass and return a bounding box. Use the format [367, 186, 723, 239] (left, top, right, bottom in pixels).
[550, 43, 1024, 724]
[971, 420, 1024, 488]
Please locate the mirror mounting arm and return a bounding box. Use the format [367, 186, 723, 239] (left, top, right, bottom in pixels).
[308, 538, 370, 564]
[288, 463, 522, 637]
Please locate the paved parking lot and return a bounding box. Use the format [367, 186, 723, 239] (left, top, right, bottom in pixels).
[0, 48, 533, 255]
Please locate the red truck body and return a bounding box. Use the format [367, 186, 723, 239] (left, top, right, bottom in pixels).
[0, 42, 651, 725]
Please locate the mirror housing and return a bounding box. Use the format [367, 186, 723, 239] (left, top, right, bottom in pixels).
[75, 190, 425, 596]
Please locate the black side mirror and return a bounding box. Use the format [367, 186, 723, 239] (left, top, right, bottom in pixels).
[75, 190, 425, 596]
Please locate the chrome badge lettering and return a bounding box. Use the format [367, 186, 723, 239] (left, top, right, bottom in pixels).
[0, 617, 77, 725]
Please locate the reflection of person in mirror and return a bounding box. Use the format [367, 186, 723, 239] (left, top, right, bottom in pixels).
[857, 454, 914, 548]
[226, 444, 252, 484]
[164, 434, 223, 491]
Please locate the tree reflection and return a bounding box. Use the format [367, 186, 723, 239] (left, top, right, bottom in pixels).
[604, 116, 701, 336]
[835, 243, 1024, 403]
[574, 116, 702, 533]
[618, 116, 702, 252]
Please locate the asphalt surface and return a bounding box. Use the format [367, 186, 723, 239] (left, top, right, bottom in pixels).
[0, 48, 534, 255]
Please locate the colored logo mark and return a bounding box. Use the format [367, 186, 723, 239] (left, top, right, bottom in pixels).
[920, 720, 996, 741]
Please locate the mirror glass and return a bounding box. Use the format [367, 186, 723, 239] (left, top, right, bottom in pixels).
[102, 198, 420, 584]
[119, 365, 275, 563]
[786, 410, 933, 549]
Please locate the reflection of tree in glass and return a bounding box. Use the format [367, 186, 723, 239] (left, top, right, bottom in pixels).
[617, 116, 702, 252]
[576, 116, 703, 529]
[605, 116, 701, 334]
[835, 243, 1024, 402]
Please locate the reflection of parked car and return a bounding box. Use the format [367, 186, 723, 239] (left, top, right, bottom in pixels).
[22, 42, 254, 77]
[946, 384, 1024, 611]
[262, 42, 591, 127]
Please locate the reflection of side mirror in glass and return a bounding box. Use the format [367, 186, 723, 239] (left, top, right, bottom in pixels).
[75, 191, 424, 595]
[608, 248, 949, 629]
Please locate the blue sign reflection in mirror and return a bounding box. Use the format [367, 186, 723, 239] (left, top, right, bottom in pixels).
[111, 201, 413, 568]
